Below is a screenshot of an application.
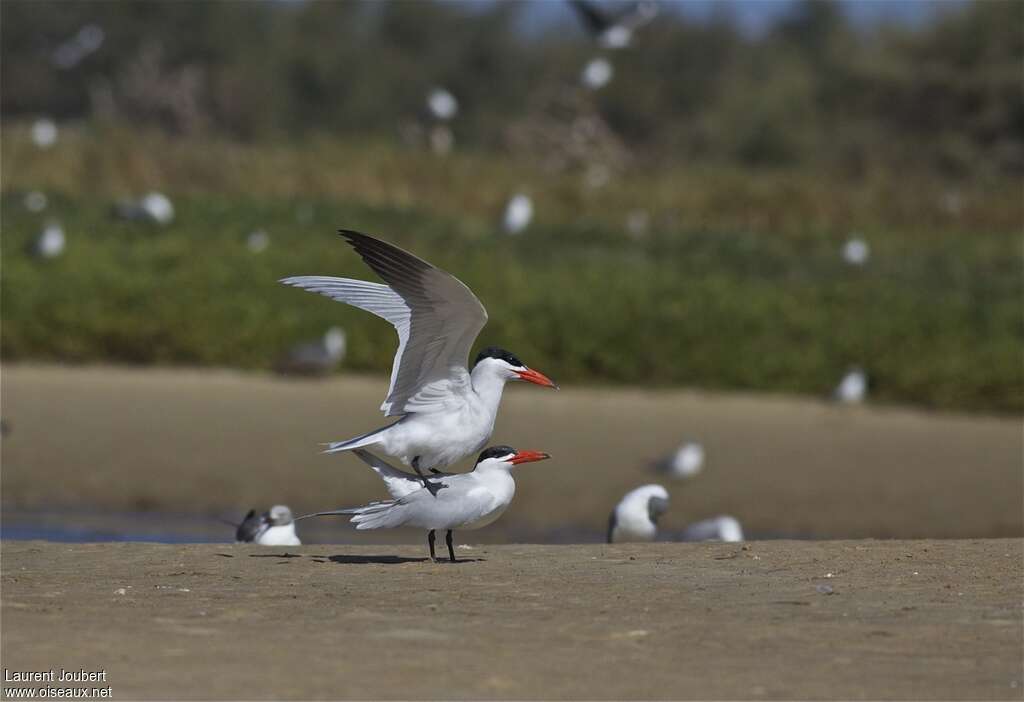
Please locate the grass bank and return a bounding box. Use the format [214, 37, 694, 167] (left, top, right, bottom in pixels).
[2, 126, 1021, 412]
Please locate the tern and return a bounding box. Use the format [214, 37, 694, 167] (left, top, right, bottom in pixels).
[281, 230, 558, 494]
[301, 446, 550, 562]
[568, 0, 658, 49]
[235, 505, 302, 546]
[608, 484, 669, 543]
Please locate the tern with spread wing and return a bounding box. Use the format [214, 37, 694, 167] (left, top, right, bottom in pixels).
[281, 231, 557, 494]
[300, 446, 550, 562]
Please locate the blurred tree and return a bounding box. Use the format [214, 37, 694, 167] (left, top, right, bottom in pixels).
[1, 0, 1020, 176]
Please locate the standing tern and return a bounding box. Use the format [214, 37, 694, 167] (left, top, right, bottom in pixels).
[608, 484, 669, 543]
[281, 231, 557, 494]
[235, 505, 302, 546]
[302, 446, 550, 562]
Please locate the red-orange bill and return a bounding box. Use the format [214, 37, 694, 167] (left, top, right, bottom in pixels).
[510, 450, 551, 465]
[517, 367, 559, 389]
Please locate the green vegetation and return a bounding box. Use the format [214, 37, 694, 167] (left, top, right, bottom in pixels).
[2, 129, 1020, 413]
[1, 1, 1021, 413]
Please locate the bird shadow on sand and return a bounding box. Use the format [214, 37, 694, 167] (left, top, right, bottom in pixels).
[235, 552, 484, 565]
[325, 554, 485, 565]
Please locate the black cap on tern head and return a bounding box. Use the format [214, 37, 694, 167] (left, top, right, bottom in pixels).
[476, 445, 517, 464]
[473, 346, 524, 369]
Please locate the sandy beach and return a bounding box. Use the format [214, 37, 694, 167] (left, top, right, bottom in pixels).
[2, 539, 1022, 700]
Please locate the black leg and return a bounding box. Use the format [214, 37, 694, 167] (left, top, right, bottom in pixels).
[446, 530, 456, 563]
[412, 456, 443, 497]
[428, 529, 437, 562]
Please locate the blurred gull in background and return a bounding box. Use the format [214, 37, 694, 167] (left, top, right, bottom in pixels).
[682, 515, 744, 542]
[581, 57, 614, 90]
[426, 88, 459, 122]
[52, 24, 105, 70]
[569, 0, 659, 50]
[247, 229, 270, 253]
[503, 193, 534, 234]
[429, 125, 454, 155]
[656, 441, 704, 479]
[275, 326, 346, 377]
[235, 505, 301, 546]
[116, 192, 175, 225]
[31, 118, 58, 148]
[23, 191, 48, 213]
[608, 484, 669, 543]
[625, 209, 650, 238]
[842, 236, 870, 266]
[834, 367, 867, 404]
[583, 163, 612, 190]
[32, 222, 65, 259]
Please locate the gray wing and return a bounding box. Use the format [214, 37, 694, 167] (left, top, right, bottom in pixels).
[280, 230, 488, 416]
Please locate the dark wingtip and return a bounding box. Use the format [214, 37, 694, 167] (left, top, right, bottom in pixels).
[337, 229, 370, 247]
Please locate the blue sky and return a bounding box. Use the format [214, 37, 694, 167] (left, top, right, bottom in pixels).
[474, 0, 968, 38]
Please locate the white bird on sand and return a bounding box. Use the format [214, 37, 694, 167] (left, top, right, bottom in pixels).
[235, 505, 301, 546]
[32, 222, 65, 259]
[275, 326, 346, 376]
[31, 118, 58, 148]
[657, 441, 704, 479]
[568, 0, 658, 49]
[503, 194, 533, 234]
[302, 446, 550, 562]
[581, 57, 614, 89]
[682, 515, 744, 542]
[842, 237, 870, 266]
[280, 231, 558, 494]
[608, 484, 670, 543]
[834, 367, 867, 404]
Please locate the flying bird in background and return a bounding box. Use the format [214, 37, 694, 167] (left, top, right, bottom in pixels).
[568, 0, 658, 49]
[281, 231, 558, 494]
[301, 446, 550, 562]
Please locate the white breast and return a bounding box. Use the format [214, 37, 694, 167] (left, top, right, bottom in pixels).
[256, 523, 301, 546]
